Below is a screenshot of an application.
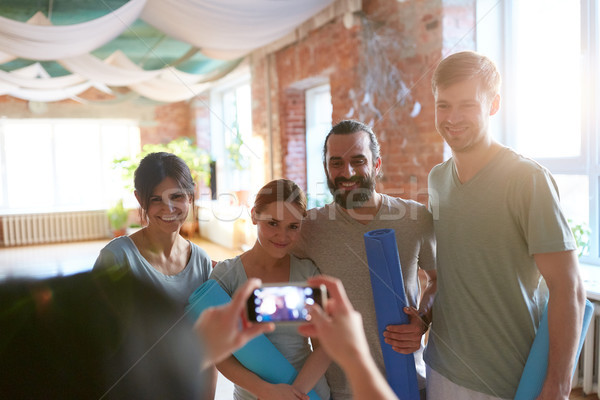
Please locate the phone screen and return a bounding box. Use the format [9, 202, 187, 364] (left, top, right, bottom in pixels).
[247, 284, 324, 323]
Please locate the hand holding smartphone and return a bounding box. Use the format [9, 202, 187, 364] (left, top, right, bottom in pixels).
[246, 282, 327, 324]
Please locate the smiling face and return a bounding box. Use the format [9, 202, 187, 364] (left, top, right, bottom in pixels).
[252, 201, 303, 259]
[434, 78, 500, 154]
[325, 131, 381, 209]
[136, 176, 191, 234]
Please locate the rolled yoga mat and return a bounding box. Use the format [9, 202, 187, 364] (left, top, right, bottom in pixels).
[364, 228, 420, 400]
[186, 279, 321, 400]
[514, 298, 594, 399]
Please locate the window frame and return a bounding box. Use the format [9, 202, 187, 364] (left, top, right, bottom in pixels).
[209, 70, 254, 196]
[0, 118, 140, 214]
[477, 0, 600, 264]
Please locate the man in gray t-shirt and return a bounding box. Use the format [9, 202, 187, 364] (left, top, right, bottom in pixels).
[424, 51, 585, 399]
[294, 120, 437, 399]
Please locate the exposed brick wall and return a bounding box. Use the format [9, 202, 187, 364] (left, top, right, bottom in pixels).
[141, 101, 193, 146]
[192, 95, 212, 151]
[281, 89, 307, 190]
[251, 53, 281, 181]
[250, 0, 476, 205]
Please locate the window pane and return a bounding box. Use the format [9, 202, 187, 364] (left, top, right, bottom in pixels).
[54, 123, 103, 209]
[553, 174, 589, 256]
[512, 0, 581, 158]
[1, 120, 140, 213]
[219, 83, 252, 193]
[101, 124, 140, 208]
[306, 85, 333, 208]
[4, 123, 55, 210]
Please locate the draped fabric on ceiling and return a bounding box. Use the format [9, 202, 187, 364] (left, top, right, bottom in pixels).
[0, 0, 333, 103]
[141, 0, 335, 60]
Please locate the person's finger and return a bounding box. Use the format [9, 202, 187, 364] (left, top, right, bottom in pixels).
[383, 333, 421, 347]
[384, 333, 420, 344]
[240, 322, 275, 342]
[403, 306, 420, 318]
[391, 344, 420, 354]
[385, 324, 412, 333]
[306, 303, 330, 327]
[229, 278, 262, 313]
[291, 386, 308, 400]
[297, 323, 317, 338]
[306, 275, 351, 312]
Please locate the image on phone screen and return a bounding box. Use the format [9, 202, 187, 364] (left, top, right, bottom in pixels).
[247, 285, 321, 323]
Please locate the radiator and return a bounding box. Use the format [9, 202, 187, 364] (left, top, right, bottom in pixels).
[0, 211, 110, 247]
[578, 301, 600, 394]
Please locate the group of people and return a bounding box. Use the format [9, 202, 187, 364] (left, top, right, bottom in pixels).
[1, 51, 586, 400]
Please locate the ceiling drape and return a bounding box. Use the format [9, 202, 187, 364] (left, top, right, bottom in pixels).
[0, 0, 147, 61]
[0, 0, 333, 103]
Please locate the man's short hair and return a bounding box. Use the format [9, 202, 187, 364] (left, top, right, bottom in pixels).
[322, 120, 381, 165]
[432, 51, 501, 100]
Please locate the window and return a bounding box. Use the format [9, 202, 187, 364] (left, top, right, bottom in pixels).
[0, 119, 140, 213]
[209, 74, 258, 200]
[305, 84, 333, 208]
[477, 0, 599, 263]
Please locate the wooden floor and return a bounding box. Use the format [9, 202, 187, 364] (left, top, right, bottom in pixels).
[0, 234, 241, 279]
[0, 237, 597, 399]
[572, 388, 599, 399]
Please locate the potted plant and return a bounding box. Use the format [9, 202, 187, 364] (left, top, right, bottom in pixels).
[113, 137, 212, 191]
[107, 199, 129, 237]
[227, 123, 251, 206]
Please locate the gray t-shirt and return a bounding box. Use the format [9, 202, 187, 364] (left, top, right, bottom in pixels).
[210, 255, 331, 400]
[424, 147, 577, 398]
[93, 236, 212, 310]
[294, 194, 436, 399]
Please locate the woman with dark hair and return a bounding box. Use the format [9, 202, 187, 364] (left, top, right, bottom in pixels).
[209, 179, 331, 400]
[94, 152, 212, 308]
[94, 152, 217, 399]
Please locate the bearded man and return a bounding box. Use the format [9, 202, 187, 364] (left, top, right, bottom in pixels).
[293, 119, 437, 399]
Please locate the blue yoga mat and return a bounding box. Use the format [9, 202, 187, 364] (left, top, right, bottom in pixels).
[514, 299, 594, 399]
[186, 279, 321, 400]
[364, 228, 420, 400]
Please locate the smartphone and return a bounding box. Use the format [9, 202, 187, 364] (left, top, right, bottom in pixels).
[246, 282, 327, 324]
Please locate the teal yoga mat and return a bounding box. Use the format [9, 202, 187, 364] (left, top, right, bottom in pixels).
[364, 228, 420, 400]
[186, 279, 321, 400]
[514, 299, 594, 399]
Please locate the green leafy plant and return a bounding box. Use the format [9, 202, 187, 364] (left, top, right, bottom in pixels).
[569, 219, 591, 258]
[107, 199, 129, 231]
[226, 123, 249, 171]
[113, 137, 212, 190]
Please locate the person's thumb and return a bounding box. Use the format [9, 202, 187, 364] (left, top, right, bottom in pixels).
[307, 304, 329, 327]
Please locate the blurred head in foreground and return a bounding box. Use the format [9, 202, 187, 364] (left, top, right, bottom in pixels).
[0, 269, 205, 399]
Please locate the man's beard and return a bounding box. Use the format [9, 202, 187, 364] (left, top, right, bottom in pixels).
[327, 172, 376, 210]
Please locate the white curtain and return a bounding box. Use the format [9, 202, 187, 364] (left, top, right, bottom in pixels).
[0, 0, 335, 102]
[0, 1, 147, 60]
[0, 63, 86, 89]
[60, 52, 163, 86]
[140, 0, 333, 60]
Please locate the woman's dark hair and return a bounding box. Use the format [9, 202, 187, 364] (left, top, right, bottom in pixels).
[134, 152, 195, 222]
[253, 179, 307, 218]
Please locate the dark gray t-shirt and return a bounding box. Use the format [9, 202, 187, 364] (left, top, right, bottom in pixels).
[294, 194, 436, 399]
